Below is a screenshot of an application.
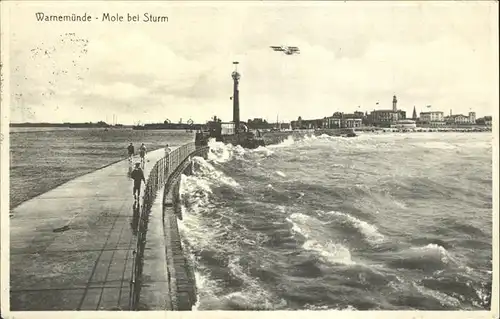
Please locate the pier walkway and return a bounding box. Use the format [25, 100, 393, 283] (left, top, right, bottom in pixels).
[10, 143, 207, 311]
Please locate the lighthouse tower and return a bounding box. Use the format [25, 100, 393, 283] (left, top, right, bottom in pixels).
[392, 95, 398, 112]
[232, 62, 241, 133]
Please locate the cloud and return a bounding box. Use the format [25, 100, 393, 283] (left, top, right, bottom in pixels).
[7, 2, 498, 124]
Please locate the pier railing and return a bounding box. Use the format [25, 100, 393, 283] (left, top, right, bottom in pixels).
[129, 142, 205, 310]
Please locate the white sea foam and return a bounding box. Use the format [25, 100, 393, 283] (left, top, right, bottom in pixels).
[473, 285, 491, 308]
[275, 170, 286, 177]
[410, 243, 454, 264]
[207, 138, 246, 163]
[179, 174, 251, 311]
[392, 199, 408, 209]
[220, 289, 286, 310]
[276, 205, 286, 213]
[303, 134, 318, 141]
[325, 211, 385, 244]
[286, 212, 311, 238]
[287, 217, 305, 236]
[191, 271, 209, 310]
[305, 304, 358, 311]
[192, 156, 240, 188]
[303, 239, 355, 265]
[413, 283, 461, 307]
[228, 256, 254, 286]
[223, 256, 284, 309]
[177, 177, 224, 311]
[268, 135, 295, 148]
[287, 212, 355, 265]
[251, 145, 274, 157]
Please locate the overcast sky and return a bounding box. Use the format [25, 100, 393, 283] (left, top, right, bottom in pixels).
[6, 1, 498, 124]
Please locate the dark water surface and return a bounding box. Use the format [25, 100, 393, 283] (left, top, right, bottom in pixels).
[178, 132, 493, 310]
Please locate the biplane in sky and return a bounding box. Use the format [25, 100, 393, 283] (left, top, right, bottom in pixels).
[270, 45, 300, 55]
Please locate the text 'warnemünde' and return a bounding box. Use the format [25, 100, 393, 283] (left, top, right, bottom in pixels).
[35, 12, 169, 23]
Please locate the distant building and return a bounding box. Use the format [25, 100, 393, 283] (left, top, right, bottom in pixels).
[367, 95, 406, 127]
[353, 111, 365, 118]
[247, 118, 272, 129]
[485, 116, 492, 126]
[369, 110, 398, 124]
[412, 106, 417, 120]
[419, 111, 444, 125]
[323, 112, 363, 128]
[220, 122, 236, 135]
[291, 116, 323, 129]
[443, 112, 477, 125]
[444, 114, 470, 124]
[291, 116, 301, 129]
[469, 112, 476, 124]
[368, 109, 406, 127]
[476, 116, 492, 126]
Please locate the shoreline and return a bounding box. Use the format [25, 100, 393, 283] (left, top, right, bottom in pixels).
[355, 127, 492, 133]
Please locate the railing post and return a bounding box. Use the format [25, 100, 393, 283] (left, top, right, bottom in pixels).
[158, 160, 162, 186]
[168, 153, 171, 175]
[166, 156, 169, 178]
[156, 163, 160, 189]
[160, 158, 164, 185]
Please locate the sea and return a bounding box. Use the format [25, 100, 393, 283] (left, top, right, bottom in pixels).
[9, 127, 193, 209]
[177, 132, 493, 310]
[8, 129, 493, 310]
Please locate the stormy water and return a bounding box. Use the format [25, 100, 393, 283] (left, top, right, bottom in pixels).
[177, 132, 493, 310]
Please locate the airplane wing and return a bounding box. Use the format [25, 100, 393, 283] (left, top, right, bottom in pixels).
[270, 46, 285, 51]
[288, 46, 300, 52]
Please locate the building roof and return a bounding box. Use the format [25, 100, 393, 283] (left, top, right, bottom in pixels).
[445, 114, 468, 118]
[371, 109, 405, 112]
[326, 113, 363, 119]
[420, 111, 444, 115]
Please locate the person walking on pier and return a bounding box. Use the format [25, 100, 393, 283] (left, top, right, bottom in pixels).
[139, 143, 147, 165]
[131, 162, 146, 201]
[127, 143, 135, 161]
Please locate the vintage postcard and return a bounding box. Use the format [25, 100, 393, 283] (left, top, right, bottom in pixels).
[0, 1, 498, 319]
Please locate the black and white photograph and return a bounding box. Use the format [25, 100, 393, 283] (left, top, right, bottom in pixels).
[1, 1, 498, 317]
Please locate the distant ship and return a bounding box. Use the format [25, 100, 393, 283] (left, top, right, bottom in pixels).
[133, 119, 202, 131]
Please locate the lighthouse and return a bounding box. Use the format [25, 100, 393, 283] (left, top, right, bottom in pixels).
[232, 62, 241, 133]
[392, 95, 398, 112]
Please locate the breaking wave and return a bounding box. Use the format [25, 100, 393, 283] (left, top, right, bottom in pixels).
[177, 132, 492, 310]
